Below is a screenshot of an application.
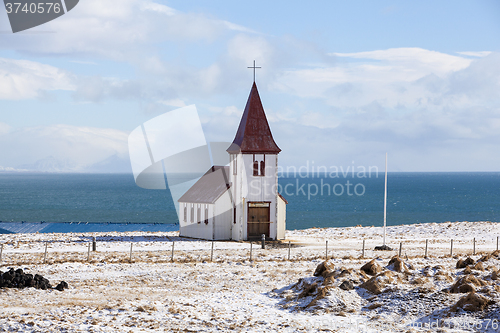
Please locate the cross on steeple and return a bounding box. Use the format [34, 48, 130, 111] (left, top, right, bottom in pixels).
[247, 60, 261, 82]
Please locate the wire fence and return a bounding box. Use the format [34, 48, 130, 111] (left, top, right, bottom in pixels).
[0, 234, 498, 267]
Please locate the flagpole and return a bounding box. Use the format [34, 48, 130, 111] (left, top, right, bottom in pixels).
[383, 152, 387, 246]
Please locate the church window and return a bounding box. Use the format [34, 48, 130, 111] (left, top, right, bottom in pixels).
[183, 204, 187, 222]
[204, 205, 209, 225]
[253, 154, 266, 176]
[190, 204, 194, 223]
[197, 205, 201, 224]
[233, 155, 237, 175]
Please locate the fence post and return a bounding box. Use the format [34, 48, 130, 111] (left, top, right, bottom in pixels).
[0, 244, 3, 264]
[171, 241, 175, 262]
[87, 242, 91, 261]
[325, 240, 328, 260]
[261, 234, 265, 250]
[210, 240, 214, 262]
[425, 239, 428, 258]
[92, 237, 96, 252]
[130, 243, 133, 263]
[362, 239, 365, 258]
[43, 242, 48, 264]
[450, 239, 453, 257]
[250, 242, 253, 261]
[473, 238, 475, 255]
[399, 242, 402, 257]
[288, 241, 291, 260]
[497, 236, 499, 251]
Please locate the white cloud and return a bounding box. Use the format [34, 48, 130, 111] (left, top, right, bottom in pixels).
[333, 48, 471, 74]
[222, 21, 257, 34]
[128, 34, 283, 100]
[207, 105, 240, 116]
[0, 122, 11, 135]
[272, 48, 499, 110]
[139, 1, 177, 16]
[0, 58, 75, 100]
[0, 0, 255, 59]
[456, 51, 492, 58]
[0, 124, 129, 168]
[72, 76, 142, 102]
[159, 99, 186, 108]
[262, 49, 500, 171]
[226, 34, 274, 65]
[297, 111, 340, 129]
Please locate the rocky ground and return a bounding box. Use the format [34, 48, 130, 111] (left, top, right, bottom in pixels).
[0, 221, 498, 332]
[274, 253, 500, 332]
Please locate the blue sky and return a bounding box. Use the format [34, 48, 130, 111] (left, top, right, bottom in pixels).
[0, 0, 500, 172]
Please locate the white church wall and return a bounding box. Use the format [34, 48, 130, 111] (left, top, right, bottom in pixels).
[213, 191, 232, 240]
[277, 195, 287, 240]
[243, 153, 278, 239]
[178, 202, 188, 237]
[230, 153, 245, 241]
[178, 201, 214, 240]
[229, 152, 281, 240]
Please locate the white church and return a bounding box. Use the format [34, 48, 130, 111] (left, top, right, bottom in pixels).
[178, 82, 287, 241]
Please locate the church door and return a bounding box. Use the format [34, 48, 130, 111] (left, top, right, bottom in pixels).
[247, 202, 270, 238]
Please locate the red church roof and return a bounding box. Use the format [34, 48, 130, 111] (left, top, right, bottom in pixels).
[227, 82, 281, 154]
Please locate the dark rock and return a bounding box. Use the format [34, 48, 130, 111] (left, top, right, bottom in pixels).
[55, 281, 68, 291]
[0, 269, 52, 290]
[374, 245, 393, 251]
[339, 280, 355, 291]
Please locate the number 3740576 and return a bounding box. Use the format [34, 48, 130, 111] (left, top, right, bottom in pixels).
[5, 2, 61, 14]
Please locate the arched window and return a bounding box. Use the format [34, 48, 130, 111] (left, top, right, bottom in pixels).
[253, 161, 259, 176]
[197, 205, 201, 224]
[190, 204, 194, 223]
[183, 204, 187, 222]
[260, 160, 265, 176]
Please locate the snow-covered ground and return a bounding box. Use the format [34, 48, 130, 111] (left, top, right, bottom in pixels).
[0, 221, 498, 332]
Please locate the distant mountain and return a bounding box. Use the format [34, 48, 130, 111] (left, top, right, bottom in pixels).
[0, 166, 27, 172]
[16, 156, 81, 173]
[14, 155, 132, 174]
[85, 154, 132, 173]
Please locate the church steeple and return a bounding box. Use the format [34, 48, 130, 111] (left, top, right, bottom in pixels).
[227, 82, 281, 154]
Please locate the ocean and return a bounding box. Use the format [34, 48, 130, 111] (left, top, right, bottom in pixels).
[0, 172, 499, 233]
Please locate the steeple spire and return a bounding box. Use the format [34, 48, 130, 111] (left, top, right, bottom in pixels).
[227, 82, 281, 154]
